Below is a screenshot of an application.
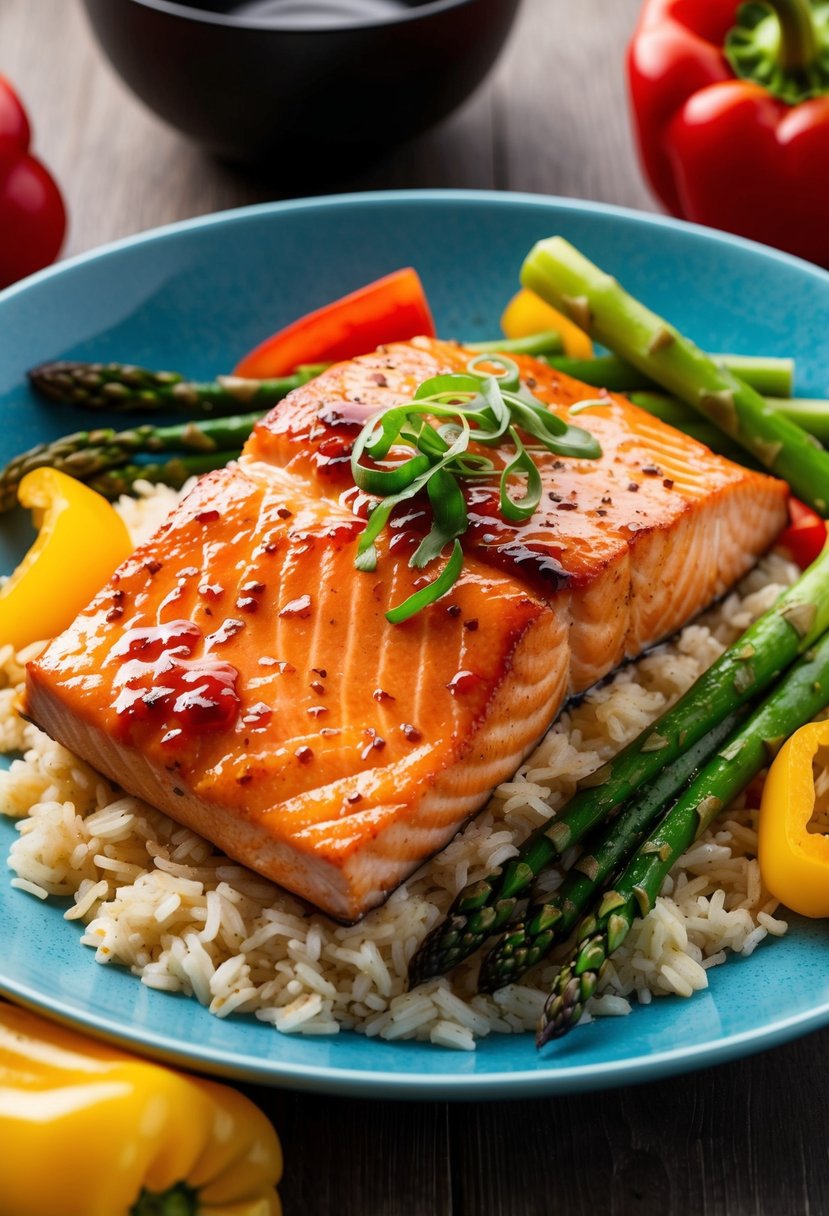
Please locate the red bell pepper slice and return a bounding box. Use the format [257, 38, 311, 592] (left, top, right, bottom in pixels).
[627, 0, 829, 266]
[235, 268, 436, 379]
[777, 497, 828, 569]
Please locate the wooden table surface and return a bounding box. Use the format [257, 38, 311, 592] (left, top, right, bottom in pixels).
[3, 1, 829, 1212]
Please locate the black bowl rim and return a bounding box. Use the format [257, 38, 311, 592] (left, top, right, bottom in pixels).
[111, 0, 484, 31]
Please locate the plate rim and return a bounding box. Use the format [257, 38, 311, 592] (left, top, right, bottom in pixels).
[3, 186, 829, 309]
[3, 187, 829, 1099]
[2, 960, 829, 1099]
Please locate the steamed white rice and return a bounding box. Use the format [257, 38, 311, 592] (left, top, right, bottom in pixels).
[0, 481, 796, 1048]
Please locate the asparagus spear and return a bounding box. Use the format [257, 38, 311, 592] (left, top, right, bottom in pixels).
[407, 541, 829, 987]
[86, 452, 242, 501]
[628, 393, 759, 466]
[538, 627, 829, 1046]
[478, 710, 743, 992]
[631, 391, 829, 449]
[26, 333, 565, 417]
[27, 362, 323, 415]
[521, 237, 829, 515]
[464, 331, 565, 357]
[546, 352, 794, 398]
[0, 412, 263, 512]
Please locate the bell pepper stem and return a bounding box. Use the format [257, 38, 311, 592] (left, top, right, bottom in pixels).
[766, 0, 819, 71]
[725, 0, 829, 103]
[131, 1183, 199, 1216]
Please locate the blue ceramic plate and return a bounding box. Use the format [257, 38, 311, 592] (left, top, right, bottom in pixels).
[1, 191, 829, 1100]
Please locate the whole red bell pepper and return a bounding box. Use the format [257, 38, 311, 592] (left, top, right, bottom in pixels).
[0, 76, 66, 289]
[627, 0, 829, 265]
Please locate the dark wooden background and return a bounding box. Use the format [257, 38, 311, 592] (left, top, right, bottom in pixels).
[3, 1, 828, 1211]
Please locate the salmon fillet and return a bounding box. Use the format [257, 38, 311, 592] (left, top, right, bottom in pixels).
[26, 340, 789, 920]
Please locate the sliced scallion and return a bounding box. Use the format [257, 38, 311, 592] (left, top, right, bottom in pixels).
[350, 358, 602, 622]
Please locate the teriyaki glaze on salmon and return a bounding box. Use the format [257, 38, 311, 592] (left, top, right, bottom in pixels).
[25, 340, 789, 921]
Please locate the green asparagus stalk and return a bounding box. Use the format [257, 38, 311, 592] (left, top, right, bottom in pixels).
[464, 330, 565, 357]
[631, 391, 829, 449]
[478, 710, 743, 992]
[538, 626, 829, 1046]
[627, 392, 753, 465]
[408, 541, 829, 987]
[546, 352, 794, 398]
[27, 362, 324, 415]
[0, 412, 263, 512]
[86, 452, 242, 501]
[522, 237, 829, 515]
[26, 334, 566, 417]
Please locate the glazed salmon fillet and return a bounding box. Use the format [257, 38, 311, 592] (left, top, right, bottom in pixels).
[26, 339, 789, 920]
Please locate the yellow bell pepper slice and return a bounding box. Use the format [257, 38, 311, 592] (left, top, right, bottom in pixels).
[501, 288, 594, 359]
[0, 1001, 283, 1216]
[758, 720, 829, 918]
[0, 468, 133, 650]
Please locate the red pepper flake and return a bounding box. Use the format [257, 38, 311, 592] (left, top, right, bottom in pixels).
[370, 372, 389, 387]
[310, 680, 326, 695]
[207, 618, 244, 645]
[295, 745, 314, 764]
[446, 604, 462, 618]
[663, 478, 675, 489]
[601, 495, 613, 505]
[196, 508, 220, 524]
[642, 465, 662, 476]
[627, 482, 640, 493]
[596, 508, 607, 517]
[276, 661, 296, 674]
[264, 541, 280, 555]
[464, 618, 479, 632]
[279, 594, 312, 619]
[525, 376, 537, 389]
[361, 729, 386, 760]
[242, 580, 265, 595]
[373, 688, 395, 702]
[112, 589, 124, 602]
[557, 501, 578, 511]
[236, 597, 259, 613]
[276, 507, 293, 520]
[308, 705, 328, 717]
[312, 668, 328, 678]
[237, 771, 253, 785]
[401, 723, 422, 743]
[144, 559, 162, 575]
[346, 792, 363, 804]
[199, 582, 224, 599]
[106, 606, 124, 622]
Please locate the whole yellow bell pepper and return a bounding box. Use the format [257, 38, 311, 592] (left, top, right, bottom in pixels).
[501, 288, 594, 359]
[758, 720, 829, 918]
[0, 1001, 282, 1216]
[0, 467, 133, 650]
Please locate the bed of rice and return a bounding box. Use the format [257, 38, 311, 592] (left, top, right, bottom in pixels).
[0, 482, 798, 1050]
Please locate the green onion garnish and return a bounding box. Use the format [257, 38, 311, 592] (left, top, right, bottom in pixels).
[350, 356, 602, 622]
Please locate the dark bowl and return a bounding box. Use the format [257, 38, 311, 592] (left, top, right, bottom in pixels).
[81, 0, 522, 167]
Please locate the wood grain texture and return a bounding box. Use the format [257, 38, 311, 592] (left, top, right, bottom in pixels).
[3, 2, 829, 1214]
[0, 0, 653, 259]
